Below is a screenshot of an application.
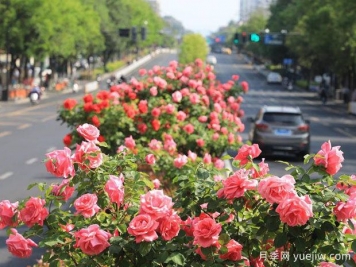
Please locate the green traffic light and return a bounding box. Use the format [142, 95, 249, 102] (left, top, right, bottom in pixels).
[234, 39, 239, 44]
[250, 33, 260, 42]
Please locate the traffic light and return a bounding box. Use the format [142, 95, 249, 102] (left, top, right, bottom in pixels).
[141, 27, 147, 41]
[249, 33, 260, 42]
[233, 33, 239, 45]
[131, 27, 137, 43]
[241, 32, 247, 43]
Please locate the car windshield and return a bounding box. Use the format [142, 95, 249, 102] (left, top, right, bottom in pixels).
[262, 112, 303, 125]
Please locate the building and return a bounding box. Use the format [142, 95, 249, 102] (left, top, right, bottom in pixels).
[146, 0, 160, 14]
[239, 0, 276, 22]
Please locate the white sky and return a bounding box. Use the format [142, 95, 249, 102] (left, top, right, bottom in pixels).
[159, 0, 240, 36]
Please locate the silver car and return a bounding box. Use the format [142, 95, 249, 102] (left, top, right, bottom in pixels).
[248, 106, 310, 160]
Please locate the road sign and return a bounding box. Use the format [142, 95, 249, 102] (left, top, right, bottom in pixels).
[283, 58, 293, 65]
[264, 33, 284, 45]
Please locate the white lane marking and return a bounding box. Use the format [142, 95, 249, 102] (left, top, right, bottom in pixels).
[0, 131, 11, 138]
[335, 127, 355, 139]
[0, 172, 13, 180]
[46, 147, 57, 153]
[17, 123, 31, 129]
[26, 158, 38, 165]
[41, 114, 57, 122]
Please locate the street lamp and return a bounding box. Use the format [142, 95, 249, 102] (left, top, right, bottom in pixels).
[1, 29, 9, 101]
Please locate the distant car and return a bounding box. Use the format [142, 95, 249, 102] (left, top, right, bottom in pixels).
[248, 105, 310, 160]
[267, 72, 283, 84]
[206, 55, 217, 65]
[222, 47, 232, 54]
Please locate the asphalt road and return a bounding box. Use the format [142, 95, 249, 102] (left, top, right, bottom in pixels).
[0, 51, 355, 266]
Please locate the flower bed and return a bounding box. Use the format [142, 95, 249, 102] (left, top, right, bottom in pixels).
[0, 123, 355, 267]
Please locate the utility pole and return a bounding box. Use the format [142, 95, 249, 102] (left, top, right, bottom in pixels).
[1, 0, 9, 101]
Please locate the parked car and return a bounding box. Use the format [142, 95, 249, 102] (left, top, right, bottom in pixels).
[267, 72, 283, 84]
[248, 105, 310, 160]
[206, 55, 217, 65]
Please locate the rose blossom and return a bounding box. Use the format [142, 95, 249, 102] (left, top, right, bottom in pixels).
[104, 174, 125, 206]
[152, 179, 161, 189]
[77, 123, 100, 142]
[176, 111, 187, 121]
[148, 139, 162, 150]
[183, 124, 195, 134]
[203, 153, 212, 164]
[19, 197, 48, 227]
[188, 150, 197, 161]
[276, 195, 313, 226]
[124, 135, 136, 149]
[196, 138, 205, 147]
[214, 159, 225, 170]
[0, 200, 18, 229]
[145, 154, 156, 165]
[151, 107, 161, 117]
[217, 169, 258, 200]
[333, 198, 356, 222]
[128, 214, 159, 243]
[172, 91, 182, 102]
[139, 190, 173, 220]
[251, 158, 269, 178]
[45, 147, 75, 178]
[319, 263, 340, 267]
[73, 141, 103, 171]
[173, 154, 188, 169]
[74, 193, 100, 218]
[219, 239, 243, 261]
[193, 217, 222, 247]
[258, 175, 296, 204]
[51, 179, 75, 201]
[6, 228, 37, 258]
[240, 81, 249, 92]
[157, 212, 181, 241]
[74, 224, 111, 255]
[234, 144, 261, 165]
[314, 140, 344, 175]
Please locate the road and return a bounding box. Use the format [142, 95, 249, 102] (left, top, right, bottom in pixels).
[0, 51, 355, 266]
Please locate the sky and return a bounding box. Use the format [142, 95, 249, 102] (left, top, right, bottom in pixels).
[159, 0, 240, 36]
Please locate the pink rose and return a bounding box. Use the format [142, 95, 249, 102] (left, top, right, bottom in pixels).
[173, 154, 188, 169]
[214, 159, 225, 170]
[240, 81, 249, 92]
[157, 212, 181, 241]
[198, 116, 208, 122]
[196, 138, 205, 147]
[219, 239, 243, 261]
[153, 76, 167, 89]
[51, 179, 75, 201]
[314, 140, 344, 175]
[319, 262, 340, 267]
[73, 141, 103, 171]
[150, 86, 158, 96]
[188, 150, 197, 161]
[74, 193, 100, 218]
[148, 139, 162, 150]
[139, 190, 173, 220]
[276, 195, 313, 226]
[193, 217, 222, 247]
[333, 198, 356, 222]
[165, 104, 175, 114]
[128, 214, 159, 243]
[145, 154, 156, 165]
[251, 158, 269, 178]
[151, 107, 161, 117]
[0, 200, 18, 229]
[104, 174, 125, 206]
[61, 223, 75, 232]
[176, 111, 187, 121]
[217, 170, 258, 200]
[189, 93, 200, 104]
[183, 124, 195, 134]
[124, 135, 136, 150]
[19, 197, 48, 227]
[6, 228, 37, 258]
[74, 224, 111, 255]
[258, 175, 296, 204]
[234, 144, 261, 165]
[152, 179, 161, 189]
[77, 123, 100, 142]
[172, 91, 182, 102]
[45, 147, 75, 178]
[203, 153, 212, 164]
[164, 139, 177, 155]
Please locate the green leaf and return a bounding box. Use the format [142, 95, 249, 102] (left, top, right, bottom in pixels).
[218, 233, 230, 246]
[138, 242, 151, 256]
[164, 252, 185, 266]
[351, 240, 356, 252]
[197, 168, 210, 179]
[274, 232, 288, 248]
[220, 154, 232, 160]
[117, 224, 127, 234]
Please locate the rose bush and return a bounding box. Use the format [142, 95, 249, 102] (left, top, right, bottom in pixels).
[1, 123, 356, 267]
[57, 59, 247, 160]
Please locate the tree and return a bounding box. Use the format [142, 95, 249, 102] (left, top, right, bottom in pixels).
[178, 33, 208, 64]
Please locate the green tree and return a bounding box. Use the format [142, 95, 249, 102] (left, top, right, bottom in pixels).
[178, 33, 208, 64]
